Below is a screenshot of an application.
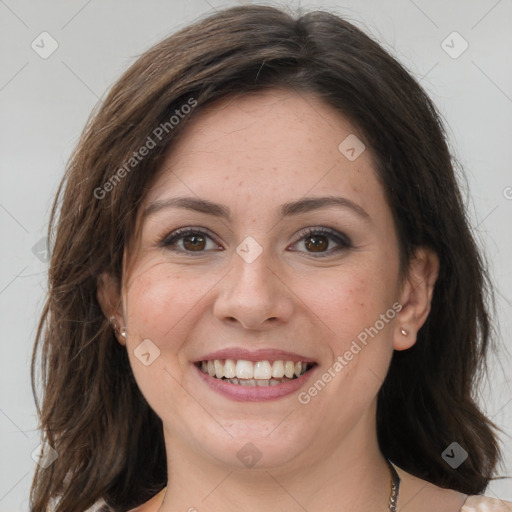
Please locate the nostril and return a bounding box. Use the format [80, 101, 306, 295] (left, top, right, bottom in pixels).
[236, 317, 279, 329]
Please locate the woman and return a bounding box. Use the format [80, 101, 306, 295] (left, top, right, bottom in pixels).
[29, 4, 511, 512]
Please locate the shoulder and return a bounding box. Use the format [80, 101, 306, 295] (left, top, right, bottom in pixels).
[126, 487, 166, 512]
[84, 502, 111, 512]
[391, 462, 511, 512]
[82, 487, 166, 512]
[461, 495, 512, 511]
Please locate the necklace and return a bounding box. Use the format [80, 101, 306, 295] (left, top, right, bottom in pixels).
[387, 459, 401, 512]
[157, 458, 401, 511]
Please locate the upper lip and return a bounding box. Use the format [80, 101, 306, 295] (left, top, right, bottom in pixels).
[194, 348, 317, 364]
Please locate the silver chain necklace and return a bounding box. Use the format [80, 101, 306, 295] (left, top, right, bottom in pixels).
[387, 459, 401, 511]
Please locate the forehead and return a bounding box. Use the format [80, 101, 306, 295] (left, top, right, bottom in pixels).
[144, 88, 384, 218]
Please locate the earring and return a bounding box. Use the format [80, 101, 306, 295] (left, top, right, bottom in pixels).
[109, 316, 126, 338]
[400, 328, 408, 336]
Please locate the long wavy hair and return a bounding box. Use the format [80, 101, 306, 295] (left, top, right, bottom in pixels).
[30, 4, 505, 511]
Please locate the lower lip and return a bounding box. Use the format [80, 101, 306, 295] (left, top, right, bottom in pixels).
[194, 364, 317, 402]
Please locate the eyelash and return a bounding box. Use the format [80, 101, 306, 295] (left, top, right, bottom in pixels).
[159, 226, 352, 258]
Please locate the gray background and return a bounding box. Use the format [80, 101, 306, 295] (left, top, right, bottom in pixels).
[0, 0, 511, 510]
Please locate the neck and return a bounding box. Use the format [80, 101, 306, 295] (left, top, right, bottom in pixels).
[158, 404, 393, 512]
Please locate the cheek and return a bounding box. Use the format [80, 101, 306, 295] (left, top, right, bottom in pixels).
[123, 260, 217, 346]
[292, 260, 396, 347]
[121, 263, 207, 414]
[297, 265, 396, 418]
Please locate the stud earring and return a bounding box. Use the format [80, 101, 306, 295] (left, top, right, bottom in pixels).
[400, 328, 408, 336]
[109, 315, 126, 338]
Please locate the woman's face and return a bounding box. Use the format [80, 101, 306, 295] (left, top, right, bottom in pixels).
[113, 89, 418, 470]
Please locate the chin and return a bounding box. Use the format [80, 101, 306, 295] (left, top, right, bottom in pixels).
[182, 416, 315, 470]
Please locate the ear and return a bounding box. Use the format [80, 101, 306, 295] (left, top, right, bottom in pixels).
[393, 247, 439, 351]
[97, 271, 126, 346]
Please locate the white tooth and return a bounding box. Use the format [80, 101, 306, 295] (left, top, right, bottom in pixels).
[271, 360, 285, 378]
[235, 360, 253, 379]
[228, 377, 239, 384]
[224, 359, 236, 378]
[207, 360, 216, 377]
[284, 361, 295, 378]
[256, 379, 269, 387]
[294, 362, 302, 377]
[214, 360, 224, 378]
[238, 378, 256, 386]
[201, 361, 207, 373]
[253, 360, 272, 379]
[269, 379, 281, 386]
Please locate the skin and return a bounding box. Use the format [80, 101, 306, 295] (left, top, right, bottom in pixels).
[98, 89, 467, 511]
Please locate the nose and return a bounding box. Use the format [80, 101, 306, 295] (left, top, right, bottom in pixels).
[213, 247, 294, 330]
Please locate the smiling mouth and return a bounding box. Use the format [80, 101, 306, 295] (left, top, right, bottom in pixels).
[196, 359, 315, 387]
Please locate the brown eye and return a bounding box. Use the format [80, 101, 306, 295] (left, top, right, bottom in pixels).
[182, 233, 206, 251]
[161, 228, 221, 254]
[304, 234, 329, 252]
[291, 227, 351, 257]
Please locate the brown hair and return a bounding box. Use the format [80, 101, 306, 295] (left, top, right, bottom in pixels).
[30, 4, 504, 511]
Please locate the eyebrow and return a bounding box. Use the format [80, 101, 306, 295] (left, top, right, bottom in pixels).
[142, 195, 370, 221]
